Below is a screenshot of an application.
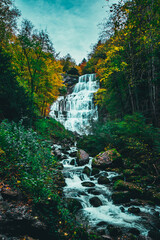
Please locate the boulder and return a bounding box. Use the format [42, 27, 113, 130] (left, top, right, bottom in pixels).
[112, 191, 130, 204]
[1, 188, 21, 201]
[69, 151, 77, 157]
[89, 197, 102, 207]
[82, 182, 95, 187]
[92, 149, 123, 169]
[128, 207, 141, 214]
[70, 159, 75, 165]
[91, 168, 100, 176]
[77, 149, 89, 166]
[83, 166, 91, 177]
[98, 176, 110, 185]
[88, 189, 102, 195]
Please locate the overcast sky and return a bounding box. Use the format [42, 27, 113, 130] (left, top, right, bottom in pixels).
[14, 0, 117, 64]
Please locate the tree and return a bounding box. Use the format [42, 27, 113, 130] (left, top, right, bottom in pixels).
[0, 0, 20, 43]
[0, 46, 32, 123]
[11, 19, 64, 117]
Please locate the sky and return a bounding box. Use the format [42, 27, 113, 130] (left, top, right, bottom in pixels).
[14, 0, 117, 64]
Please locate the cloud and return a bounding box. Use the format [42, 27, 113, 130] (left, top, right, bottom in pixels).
[15, 0, 117, 64]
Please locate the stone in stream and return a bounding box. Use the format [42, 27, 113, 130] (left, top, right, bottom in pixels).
[88, 189, 102, 195]
[89, 197, 102, 207]
[69, 151, 77, 157]
[81, 182, 95, 187]
[98, 176, 110, 185]
[76, 149, 89, 166]
[112, 191, 130, 204]
[70, 159, 75, 165]
[83, 166, 91, 177]
[91, 168, 100, 176]
[128, 207, 141, 214]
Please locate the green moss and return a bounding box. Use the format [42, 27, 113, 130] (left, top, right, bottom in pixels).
[113, 180, 144, 197]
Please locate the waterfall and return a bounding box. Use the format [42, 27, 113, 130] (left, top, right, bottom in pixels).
[50, 73, 99, 134]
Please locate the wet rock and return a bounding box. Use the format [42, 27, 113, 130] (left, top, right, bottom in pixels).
[82, 182, 95, 187]
[92, 149, 123, 169]
[88, 189, 101, 195]
[54, 149, 62, 157]
[148, 230, 160, 240]
[1, 188, 21, 201]
[70, 159, 75, 165]
[97, 221, 108, 226]
[65, 198, 82, 213]
[128, 207, 141, 214]
[69, 151, 77, 157]
[83, 166, 91, 177]
[77, 149, 89, 166]
[107, 225, 122, 237]
[89, 197, 102, 207]
[112, 191, 130, 204]
[128, 228, 140, 236]
[91, 168, 100, 176]
[98, 176, 110, 185]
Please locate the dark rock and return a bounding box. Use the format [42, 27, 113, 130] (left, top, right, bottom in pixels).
[1, 188, 21, 201]
[128, 228, 140, 236]
[120, 207, 125, 212]
[69, 151, 77, 157]
[83, 166, 91, 177]
[112, 191, 130, 204]
[98, 176, 110, 185]
[128, 207, 141, 214]
[97, 221, 108, 226]
[82, 182, 95, 187]
[89, 197, 102, 207]
[77, 149, 89, 166]
[70, 159, 75, 165]
[91, 168, 100, 176]
[88, 189, 101, 195]
[54, 149, 62, 157]
[107, 225, 122, 237]
[65, 198, 82, 213]
[148, 230, 160, 240]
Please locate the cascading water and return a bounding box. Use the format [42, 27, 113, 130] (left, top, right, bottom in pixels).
[49, 74, 99, 134]
[52, 144, 160, 238]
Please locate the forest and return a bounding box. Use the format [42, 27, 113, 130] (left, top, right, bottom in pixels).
[0, 0, 160, 239]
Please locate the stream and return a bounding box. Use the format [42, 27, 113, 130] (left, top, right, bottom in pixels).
[52, 143, 160, 239]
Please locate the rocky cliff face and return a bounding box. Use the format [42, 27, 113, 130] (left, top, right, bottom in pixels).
[62, 74, 79, 94]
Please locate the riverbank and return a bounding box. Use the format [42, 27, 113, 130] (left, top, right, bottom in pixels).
[0, 116, 160, 239]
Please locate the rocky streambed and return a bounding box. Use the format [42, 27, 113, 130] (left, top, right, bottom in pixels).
[52, 143, 160, 240]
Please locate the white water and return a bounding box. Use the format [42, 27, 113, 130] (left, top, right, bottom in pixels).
[53, 144, 160, 237]
[49, 74, 99, 134]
